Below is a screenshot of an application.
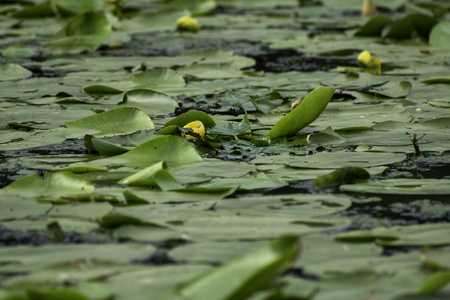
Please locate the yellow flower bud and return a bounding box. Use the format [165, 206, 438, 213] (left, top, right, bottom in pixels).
[361, 0, 377, 16]
[357, 50, 381, 69]
[183, 121, 205, 139]
[176, 16, 200, 33]
[107, 0, 120, 3]
[357, 50, 372, 66]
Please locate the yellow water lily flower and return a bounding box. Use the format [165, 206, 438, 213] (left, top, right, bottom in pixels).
[357, 50, 381, 68]
[176, 16, 200, 33]
[361, 0, 377, 16]
[183, 120, 205, 139]
[107, 0, 120, 3]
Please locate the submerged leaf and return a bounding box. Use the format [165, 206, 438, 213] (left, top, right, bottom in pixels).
[266, 86, 335, 138]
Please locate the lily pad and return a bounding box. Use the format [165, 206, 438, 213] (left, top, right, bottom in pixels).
[341, 178, 450, 195]
[0, 63, 32, 81]
[1, 171, 95, 200]
[65, 107, 155, 136]
[63, 136, 202, 170]
[252, 151, 406, 169]
[121, 89, 178, 117]
[165, 110, 216, 128]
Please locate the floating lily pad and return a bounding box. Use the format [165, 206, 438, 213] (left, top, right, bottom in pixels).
[165, 110, 216, 128]
[0, 244, 156, 273]
[336, 223, 450, 247]
[121, 89, 178, 116]
[2, 45, 34, 58]
[252, 151, 406, 169]
[341, 178, 450, 195]
[0, 63, 32, 81]
[65, 107, 155, 136]
[1, 171, 95, 200]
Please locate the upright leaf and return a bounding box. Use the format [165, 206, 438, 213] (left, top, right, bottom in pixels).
[48, 12, 111, 52]
[266, 86, 335, 138]
[176, 234, 300, 300]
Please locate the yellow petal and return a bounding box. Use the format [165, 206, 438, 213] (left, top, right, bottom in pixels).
[361, 0, 377, 16]
[357, 50, 372, 66]
[176, 16, 200, 33]
[183, 121, 205, 139]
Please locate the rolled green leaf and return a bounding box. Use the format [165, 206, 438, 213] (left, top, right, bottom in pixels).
[266, 86, 335, 138]
[176, 234, 301, 300]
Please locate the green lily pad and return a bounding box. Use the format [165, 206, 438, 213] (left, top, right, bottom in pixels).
[2, 45, 34, 58]
[252, 151, 406, 169]
[118, 162, 165, 185]
[341, 178, 450, 195]
[65, 107, 154, 136]
[0, 63, 32, 81]
[336, 223, 450, 246]
[208, 111, 251, 137]
[83, 85, 124, 94]
[63, 136, 202, 172]
[165, 110, 216, 128]
[0, 197, 52, 221]
[361, 81, 412, 98]
[0, 244, 156, 273]
[121, 89, 178, 117]
[266, 86, 335, 138]
[422, 76, 450, 84]
[122, 186, 236, 204]
[1, 171, 95, 200]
